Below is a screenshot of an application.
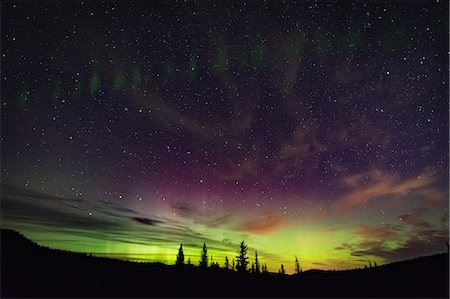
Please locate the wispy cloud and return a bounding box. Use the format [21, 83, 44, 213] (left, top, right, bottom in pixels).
[353, 224, 401, 239]
[235, 213, 285, 235]
[349, 233, 448, 262]
[0, 184, 237, 256]
[336, 206, 448, 263]
[339, 168, 440, 206]
[216, 158, 259, 181]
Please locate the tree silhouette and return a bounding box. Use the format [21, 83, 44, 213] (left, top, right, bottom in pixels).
[187, 257, 191, 265]
[232, 258, 235, 271]
[236, 240, 249, 272]
[279, 264, 285, 274]
[251, 262, 255, 273]
[255, 251, 260, 274]
[262, 264, 268, 273]
[175, 244, 184, 266]
[224, 256, 229, 269]
[199, 243, 208, 268]
[210, 255, 219, 268]
[295, 256, 301, 274]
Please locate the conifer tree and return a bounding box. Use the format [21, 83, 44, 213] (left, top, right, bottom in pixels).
[279, 264, 285, 275]
[255, 251, 260, 273]
[224, 256, 230, 269]
[236, 240, 249, 272]
[210, 256, 219, 268]
[199, 242, 208, 268]
[187, 257, 191, 265]
[175, 244, 184, 266]
[251, 262, 255, 273]
[232, 258, 235, 271]
[295, 256, 301, 274]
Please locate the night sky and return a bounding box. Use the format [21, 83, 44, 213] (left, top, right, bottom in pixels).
[1, 1, 448, 273]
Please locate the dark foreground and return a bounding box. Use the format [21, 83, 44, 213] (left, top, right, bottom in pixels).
[1, 229, 449, 298]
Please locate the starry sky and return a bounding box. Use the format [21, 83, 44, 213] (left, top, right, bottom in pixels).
[1, 1, 449, 273]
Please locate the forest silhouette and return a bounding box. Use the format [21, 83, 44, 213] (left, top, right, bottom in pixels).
[1, 228, 448, 298]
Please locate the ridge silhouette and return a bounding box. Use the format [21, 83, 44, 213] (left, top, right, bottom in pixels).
[1, 228, 448, 298]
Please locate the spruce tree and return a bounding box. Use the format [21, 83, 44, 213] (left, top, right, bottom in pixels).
[279, 264, 285, 275]
[175, 244, 184, 266]
[210, 255, 219, 268]
[295, 256, 301, 274]
[224, 256, 229, 269]
[236, 240, 249, 272]
[199, 242, 208, 268]
[255, 251, 260, 273]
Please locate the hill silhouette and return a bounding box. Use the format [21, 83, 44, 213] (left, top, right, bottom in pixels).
[1, 228, 448, 298]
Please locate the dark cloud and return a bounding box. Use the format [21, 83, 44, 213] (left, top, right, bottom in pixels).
[398, 214, 413, 223]
[170, 203, 232, 228]
[1, 184, 120, 232]
[350, 232, 448, 262]
[338, 194, 448, 263]
[0, 184, 228, 253]
[346, 214, 449, 263]
[222, 238, 232, 245]
[131, 217, 163, 226]
[335, 243, 353, 250]
[172, 204, 193, 215]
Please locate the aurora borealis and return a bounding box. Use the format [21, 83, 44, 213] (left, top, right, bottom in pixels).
[1, 1, 448, 274]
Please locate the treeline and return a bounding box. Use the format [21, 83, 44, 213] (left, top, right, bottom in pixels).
[174, 240, 303, 275]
